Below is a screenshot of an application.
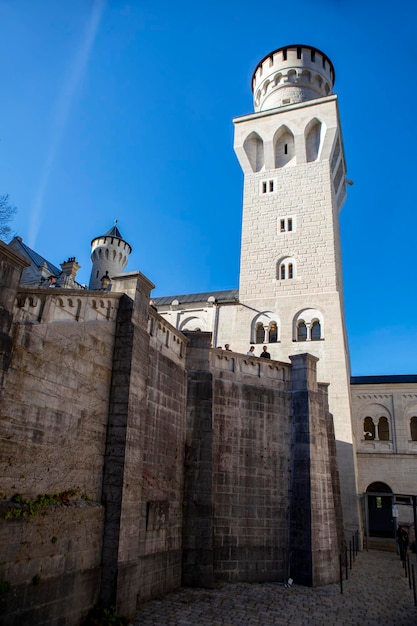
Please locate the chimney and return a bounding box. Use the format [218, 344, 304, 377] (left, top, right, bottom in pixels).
[60, 257, 80, 280]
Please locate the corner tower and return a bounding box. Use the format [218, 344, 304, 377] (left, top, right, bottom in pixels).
[233, 45, 359, 534]
[89, 222, 132, 290]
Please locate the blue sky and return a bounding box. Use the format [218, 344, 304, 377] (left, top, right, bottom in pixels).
[1, 0, 416, 375]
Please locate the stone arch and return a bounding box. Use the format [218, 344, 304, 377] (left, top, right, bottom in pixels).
[287, 69, 297, 83]
[367, 481, 393, 493]
[277, 256, 296, 281]
[404, 401, 417, 441]
[274, 72, 283, 86]
[378, 416, 390, 441]
[274, 125, 295, 168]
[310, 319, 321, 341]
[300, 69, 311, 83]
[262, 79, 270, 95]
[251, 311, 280, 344]
[305, 117, 324, 162]
[179, 316, 206, 332]
[358, 402, 392, 441]
[363, 416, 376, 440]
[243, 132, 265, 173]
[292, 307, 324, 341]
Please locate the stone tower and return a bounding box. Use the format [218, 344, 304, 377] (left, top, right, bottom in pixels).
[89, 222, 132, 290]
[233, 45, 360, 534]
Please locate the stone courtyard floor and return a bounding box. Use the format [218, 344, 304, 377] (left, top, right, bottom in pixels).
[132, 549, 417, 625]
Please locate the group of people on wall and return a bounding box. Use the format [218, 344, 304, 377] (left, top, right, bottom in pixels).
[217, 344, 271, 359]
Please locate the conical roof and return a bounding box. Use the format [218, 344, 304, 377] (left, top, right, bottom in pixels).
[91, 221, 130, 249]
[104, 224, 123, 239]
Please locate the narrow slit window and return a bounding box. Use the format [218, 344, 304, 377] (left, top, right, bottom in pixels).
[311, 50, 315, 62]
[269, 180, 274, 192]
[410, 416, 417, 441]
[280, 219, 285, 232]
[288, 218, 293, 231]
[280, 265, 286, 280]
[284, 144, 288, 155]
[288, 263, 293, 279]
[262, 181, 267, 193]
[297, 47, 302, 59]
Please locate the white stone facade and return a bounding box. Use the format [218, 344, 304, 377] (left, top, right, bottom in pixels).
[351, 377, 417, 530]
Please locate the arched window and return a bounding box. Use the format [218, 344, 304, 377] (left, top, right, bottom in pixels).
[364, 417, 375, 440]
[278, 257, 296, 281]
[269, 322, 278, 343]
[244, 132, 265, 173]
[255, 323, 264, 344]
[305, 118, 322, 162]
[297, 322, 307, 341]
[378, 417, 390, 441]
[410, 416, 417, 441]
[311, 321, 321, 341]
[274, 126, 295, 168]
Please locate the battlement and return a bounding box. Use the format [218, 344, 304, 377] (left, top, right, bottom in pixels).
[210, 347, 290, 386]
[252, 44, 335, 112]
[14, 287, 121, 324]
[148, 307, 188, 364]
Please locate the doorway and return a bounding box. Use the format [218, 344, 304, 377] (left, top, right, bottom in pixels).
[366, 482, 394, 538]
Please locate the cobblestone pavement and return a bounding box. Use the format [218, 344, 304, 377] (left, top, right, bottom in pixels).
[132, 550, 417, 625]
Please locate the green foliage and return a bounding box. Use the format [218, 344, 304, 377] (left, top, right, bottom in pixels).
[2, 489, 78, 520]
[83, 605, 129, 625]
[0, 581, 11, 594]
[32, 574, 41, 585]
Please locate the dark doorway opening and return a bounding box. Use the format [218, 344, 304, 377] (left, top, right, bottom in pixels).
[366, 482, 394, 538]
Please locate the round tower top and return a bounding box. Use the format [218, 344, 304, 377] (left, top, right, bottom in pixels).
[251, 44, 335, 112]
[90, 222, 132, 254]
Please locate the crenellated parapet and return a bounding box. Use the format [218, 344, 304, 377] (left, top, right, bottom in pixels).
[148, 307, 188, 364]
[210, 346, 290, 386]
[14, 287, 121, 324]
[252, 44, 335, 112]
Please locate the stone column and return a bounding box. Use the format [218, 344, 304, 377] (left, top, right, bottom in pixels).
[288, 353, 343, 586]
[181, 331, 214, 588]
[99, 272, 154, 613]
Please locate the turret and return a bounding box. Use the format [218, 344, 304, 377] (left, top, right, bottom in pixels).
[252, 44, 335, 112]
[89, 222, 131, 290]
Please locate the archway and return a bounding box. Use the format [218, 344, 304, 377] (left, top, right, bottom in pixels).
[366, 482, 394, 538]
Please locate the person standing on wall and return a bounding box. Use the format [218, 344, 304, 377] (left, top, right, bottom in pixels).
[260, 346, 270, 359]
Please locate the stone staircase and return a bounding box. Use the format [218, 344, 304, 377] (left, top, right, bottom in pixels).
[365, 537, 397, 552]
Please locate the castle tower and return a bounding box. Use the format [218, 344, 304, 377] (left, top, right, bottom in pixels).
[232, 45, 360, 534]
[89, 222, 132, 290]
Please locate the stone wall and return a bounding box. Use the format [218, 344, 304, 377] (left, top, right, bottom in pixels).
[102, 298, 188, 615]
[182, 334, 344, 588]
[0, 240, 345, 624]
[0, 504, 103, 625]
[0, 244, 189, 624]
[0, 267, 120, 623]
